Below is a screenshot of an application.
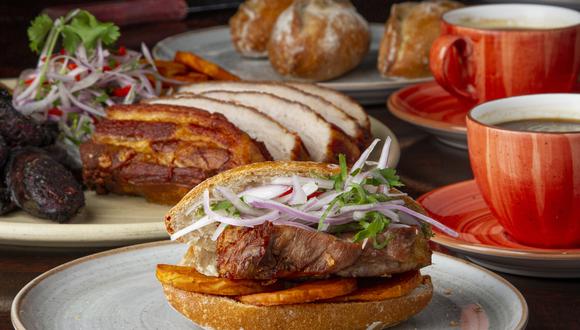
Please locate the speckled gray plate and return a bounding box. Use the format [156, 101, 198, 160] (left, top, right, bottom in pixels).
[12, 241, 527, 330]
[152, 24, 432, 105]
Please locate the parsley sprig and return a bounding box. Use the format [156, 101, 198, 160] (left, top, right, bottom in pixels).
[318, 154, 405, 248]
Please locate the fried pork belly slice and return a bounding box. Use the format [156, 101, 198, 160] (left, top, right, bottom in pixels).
[216, 222, 431, 280]
[100, 104, 270, 165]
[80, 104, 270, 204]
[80, 142, 207, 204]
[200, 91, 361, 164]
[143, 95, 309, 161]
[177, 81, 366, 147]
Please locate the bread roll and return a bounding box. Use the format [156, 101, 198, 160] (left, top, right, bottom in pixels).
[268, 0, 370, 81]
[229, 0, 294, 58]
[162, 276, 433, 330]
[377, 0, 463, 78]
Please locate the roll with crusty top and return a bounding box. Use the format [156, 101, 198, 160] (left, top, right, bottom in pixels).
[268, 0, 370, 81]
[229, 0, 294, 58]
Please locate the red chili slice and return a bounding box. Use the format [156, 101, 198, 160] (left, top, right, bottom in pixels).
[113, 85, 132, 97]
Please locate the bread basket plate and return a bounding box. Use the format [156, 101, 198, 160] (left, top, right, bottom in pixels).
[12, 241, 527, 330]
[153, 24, 432, 105]
[0, 78, 399, 248]
[418, 180, 580, 278]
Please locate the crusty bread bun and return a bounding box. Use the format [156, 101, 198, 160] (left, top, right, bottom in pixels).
[162, 276, 433, 330]
[229, 0, 294, 58]
[377, 0, 463, 78]
[165, 161, 427, 277]
[268, 0, 370, 81]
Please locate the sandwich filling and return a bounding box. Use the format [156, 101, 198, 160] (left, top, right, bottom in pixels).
[171, 138, 457, 280]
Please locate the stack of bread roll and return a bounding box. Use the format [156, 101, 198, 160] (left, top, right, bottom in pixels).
[230, 0, 370, 81]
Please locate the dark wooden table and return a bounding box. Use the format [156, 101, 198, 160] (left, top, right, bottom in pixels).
[1, 5, 579, 330]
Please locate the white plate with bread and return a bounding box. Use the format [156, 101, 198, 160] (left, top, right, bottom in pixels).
[11, 241, 528, 330]
[153, 24, 431, 105]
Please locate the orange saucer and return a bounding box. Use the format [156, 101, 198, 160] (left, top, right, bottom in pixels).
[388, 82, 580, 150]
[388, 82, 472, 149]
[418, 180, 580, 278]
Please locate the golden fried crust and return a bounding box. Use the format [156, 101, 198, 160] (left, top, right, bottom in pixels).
[81, 104, 270, 204]
[268, 0, 370, 81]
[377, 0, 463, 78]
[229, 0, 294, 57]
[161, 276, 433, 330]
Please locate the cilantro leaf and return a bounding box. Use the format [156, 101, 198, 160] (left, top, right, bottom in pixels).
[379, 168, 404, 187]
[62, 10, 120, 53]
[28, 14, 53, 53]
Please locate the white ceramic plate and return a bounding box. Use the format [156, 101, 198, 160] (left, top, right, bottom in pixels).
[153, 24, 432, 105]
[12, 241, 528, 330]
[0, 192, 170, 248]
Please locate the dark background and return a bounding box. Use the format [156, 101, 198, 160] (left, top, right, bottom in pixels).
[2, 0, 579, 78]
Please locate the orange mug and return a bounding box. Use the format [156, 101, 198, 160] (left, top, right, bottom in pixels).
[430, 4, 580, 104]
[467, 94, 580, 248]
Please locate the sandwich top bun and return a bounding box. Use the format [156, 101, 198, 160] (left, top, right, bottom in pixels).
[164, 161, 428, 277]
[268, 0, 370, 81]
[161, 276, 433, 330]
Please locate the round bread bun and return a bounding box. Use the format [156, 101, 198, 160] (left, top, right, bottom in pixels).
[268, 0, 370, 81]
[162, 276, 433, 330]
[229, 0, 294, 58]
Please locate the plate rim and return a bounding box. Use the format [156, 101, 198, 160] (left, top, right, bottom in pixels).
[419, 180, 580, 260]
[152, 24, 434, 92]
[387, 82, 468, 135]
[11, 240, 528, 330]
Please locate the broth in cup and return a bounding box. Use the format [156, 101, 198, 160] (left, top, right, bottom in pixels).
[466, 94, 580, 248]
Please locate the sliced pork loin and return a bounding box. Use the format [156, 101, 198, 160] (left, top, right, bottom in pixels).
[143, 95, 309, 161]
[200, 90, 361, 164]
[178, 81, 366, 146]
[286, 82, 371, 133]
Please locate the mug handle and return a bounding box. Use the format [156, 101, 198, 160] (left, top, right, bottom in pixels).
[430, 35, 476, 102]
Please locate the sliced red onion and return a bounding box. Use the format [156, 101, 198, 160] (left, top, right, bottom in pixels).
[141, 43, 157, 72]
[350, 138, 380, 174]
[170, 215, 214, 240]
[383, 204, 458, 237]
[288, 176, 307, 205]
[377, 136, 392, 169]
[16, 87, 59, 115]
[239, 184, 290, 200]
[271, 176, 334, 189]
[215, 186, 263, 216]
[211, 223, 228, 241]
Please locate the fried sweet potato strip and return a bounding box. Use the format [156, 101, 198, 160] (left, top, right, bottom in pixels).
[327, 271, 423, 302]
[174, 51, 240, 81]
[237, 278, 357, 306]
[156, 264, 278, 296]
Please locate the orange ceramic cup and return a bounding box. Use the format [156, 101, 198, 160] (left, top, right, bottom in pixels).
[467, 94, 580, 248]
[430, 4, 580, 104]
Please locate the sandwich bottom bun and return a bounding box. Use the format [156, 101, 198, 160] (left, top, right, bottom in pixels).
[162, 276, 433, 330]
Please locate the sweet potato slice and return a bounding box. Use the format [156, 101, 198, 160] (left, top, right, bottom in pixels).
[171, 72, 210, 83]
[156, 264, 278, 296]
[327, 271, 423, 302]
[238, 278, 357, 306]
[155, 60, 188, 77]
[174, 51, 240, 81]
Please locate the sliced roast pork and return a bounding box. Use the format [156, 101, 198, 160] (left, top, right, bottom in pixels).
[144, 95, 309, 161]
[216, 222, 431, 280]
[200, 90, 361, 164]
[178, 81, 366, 146]
[286, 82, 371, 132]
